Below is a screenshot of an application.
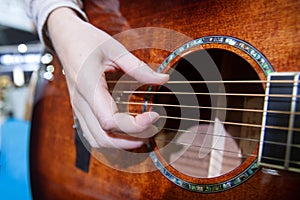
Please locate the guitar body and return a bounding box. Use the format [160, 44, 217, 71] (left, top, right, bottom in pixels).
[30, 0, 300, 199]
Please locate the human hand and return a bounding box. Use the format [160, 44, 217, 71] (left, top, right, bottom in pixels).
[47, 7, 169, 149]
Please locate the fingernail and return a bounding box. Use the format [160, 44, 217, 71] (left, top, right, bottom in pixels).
[154, 72, 169, 84]
[156, 72, 169, 78]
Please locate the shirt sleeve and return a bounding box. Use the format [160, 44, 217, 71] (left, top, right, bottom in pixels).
[24, 0, 88, 48]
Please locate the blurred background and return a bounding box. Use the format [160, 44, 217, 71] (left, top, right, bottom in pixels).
[0, 0, 41, 122]
[0, 0, 42, 199]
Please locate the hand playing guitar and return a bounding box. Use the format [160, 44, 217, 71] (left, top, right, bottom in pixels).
[47, 8, 169, 149]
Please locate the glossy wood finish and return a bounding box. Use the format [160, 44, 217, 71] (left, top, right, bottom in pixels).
[30, 0, 300, 199]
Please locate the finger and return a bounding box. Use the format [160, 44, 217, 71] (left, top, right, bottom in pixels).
[99, 37, 169, 85]
[111, 112, 160, 135]
[76, 71, 161, 140]
[135, 111, 160, 127]
[73, 63, 119, 129]
[72, 90, 147, 149]
[114, 52, 169, 85]
[97, 107, 160, 134]
[73, 89, 111, 148]
[105, 132, 146, 149]
[130, 124, 159, 138]
[91, 74, 160, 136]
[65, 74, 99, 148]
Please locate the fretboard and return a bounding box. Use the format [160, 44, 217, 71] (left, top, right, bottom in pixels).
[258, 72, 300, 173]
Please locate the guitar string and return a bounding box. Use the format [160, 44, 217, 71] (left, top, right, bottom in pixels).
[107, 80, 300, 84]
[108, 79, 300, 162]
[156, 127, 297, 148]
[127, 111, 300, 150]
[116, 101, 300, 115]
[108, 78, 299, 98]
[153, 138, 254, 159]
[158, 127, 300, 152]
[152, 137, 300, 165]
[127, 112, 300, 132]
[152, 126, 300, 164]
[159, 115, 300, 132]
[112, 90, 300, 99]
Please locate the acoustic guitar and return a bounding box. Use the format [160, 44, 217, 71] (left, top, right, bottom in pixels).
[30, 0, 300, 199]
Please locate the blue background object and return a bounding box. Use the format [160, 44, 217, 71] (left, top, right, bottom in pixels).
[0, 118, 32, 200]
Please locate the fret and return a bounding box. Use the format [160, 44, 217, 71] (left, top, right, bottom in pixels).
[258, 72, 300, 173]
[290, 73, 300, 170]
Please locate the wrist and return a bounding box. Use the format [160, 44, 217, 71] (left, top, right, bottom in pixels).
[47, 7, 84, 40]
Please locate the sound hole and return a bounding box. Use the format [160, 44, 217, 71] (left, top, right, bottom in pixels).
[152, 48, 265, 178]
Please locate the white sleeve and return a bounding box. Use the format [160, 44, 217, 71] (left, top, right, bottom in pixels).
[24, 0, 88, 47]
